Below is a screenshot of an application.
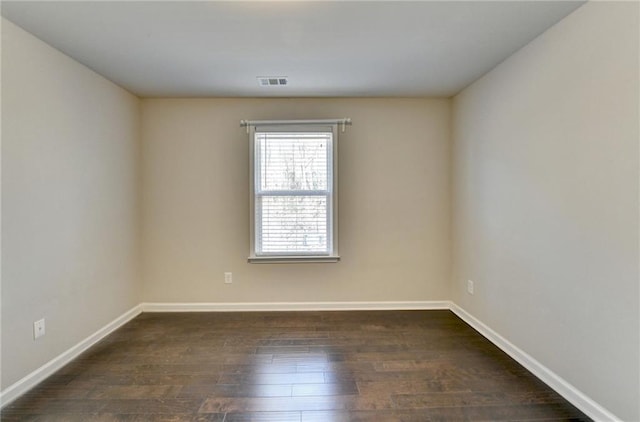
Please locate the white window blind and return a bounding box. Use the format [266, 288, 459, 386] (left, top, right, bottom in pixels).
[248, 122, 342, 263]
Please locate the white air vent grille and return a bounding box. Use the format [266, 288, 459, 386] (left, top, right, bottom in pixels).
[258, 76, 288, 87]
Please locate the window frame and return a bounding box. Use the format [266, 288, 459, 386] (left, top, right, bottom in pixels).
[248, 123, 339, 263]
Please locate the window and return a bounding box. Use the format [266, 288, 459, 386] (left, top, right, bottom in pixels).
[247, 121, 343, 263]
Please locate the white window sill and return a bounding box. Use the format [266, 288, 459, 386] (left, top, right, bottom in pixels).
[248, 255, 340, 264]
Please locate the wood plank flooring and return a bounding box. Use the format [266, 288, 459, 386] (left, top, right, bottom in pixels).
[1, 310, 591, 421]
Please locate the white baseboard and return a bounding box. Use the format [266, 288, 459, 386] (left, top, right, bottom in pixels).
[141, 300, 452, 312]
[450, 303, 621, 422]
[0, 304, 142, 409]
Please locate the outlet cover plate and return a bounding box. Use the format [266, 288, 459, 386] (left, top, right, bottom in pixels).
[34, 318, 45, 339]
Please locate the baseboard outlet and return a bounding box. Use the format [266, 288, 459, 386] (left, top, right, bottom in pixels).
[450, 303, 621, 422]
[0, 304, 142, 409]
[141, 301, 452, 312]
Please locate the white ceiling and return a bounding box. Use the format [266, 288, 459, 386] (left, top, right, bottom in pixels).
[1, 1, 584, 97]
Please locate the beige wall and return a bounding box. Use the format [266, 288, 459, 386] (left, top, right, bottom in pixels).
[451, 3, 639, 420]
[1, 19, 141, 389]
[141, 98, 451, 303]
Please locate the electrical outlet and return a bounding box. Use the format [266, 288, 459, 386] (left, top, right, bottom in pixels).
[224, 272, 233, 284]
[467, 280, 474, 295]
[34, 318, 46, 340]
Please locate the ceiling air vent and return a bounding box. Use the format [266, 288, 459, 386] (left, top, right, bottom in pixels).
[258, 76, 288, 87]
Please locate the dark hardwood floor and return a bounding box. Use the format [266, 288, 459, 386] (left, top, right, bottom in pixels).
[1, 310, 591, 421]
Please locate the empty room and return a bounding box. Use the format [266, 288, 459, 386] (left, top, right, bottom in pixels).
[1, 1, 638, 421]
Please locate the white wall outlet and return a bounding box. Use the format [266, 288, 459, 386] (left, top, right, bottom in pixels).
[224, 272, 233, 284]
[467, 280, 474, 295]
[34, 318, 46, 340]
